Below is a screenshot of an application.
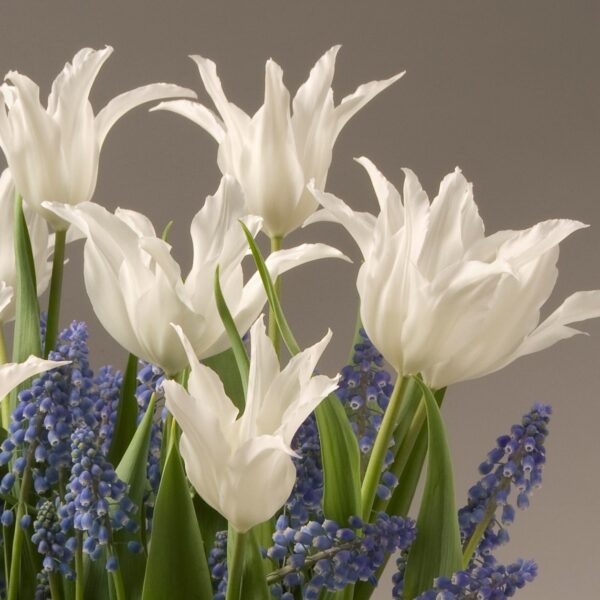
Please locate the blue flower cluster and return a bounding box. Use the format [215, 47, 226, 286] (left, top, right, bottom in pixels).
[32, 497, 75, 578]
[266, 512, 416, 599]
[135, 361, 165, 531]
[286, 414, 323, 527]
[60, 426, 138, 564]
[412, 559, 538, 600]
[0, 321, 121, 497]
[392, 403, 550, 599]
[460, 403, 551, 561]
[208, 530, 228, 599]
[336, 329, 397, 500]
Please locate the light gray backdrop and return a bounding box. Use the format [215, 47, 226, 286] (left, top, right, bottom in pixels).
[1, 1, 598, 598]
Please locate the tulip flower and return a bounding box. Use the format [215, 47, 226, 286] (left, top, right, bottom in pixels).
[0, 169, 54, 324]
[163, 316, 338, 532]
[0, 46, 196, 230]
[0, 354, 69, 401]
[153, 46, 403, 238]
[45, 176, 348, 375]
[308, 159, 600, 389]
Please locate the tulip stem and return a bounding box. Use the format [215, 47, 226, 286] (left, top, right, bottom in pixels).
[360, 376, 406, 521]
[44, 229, 67, 357]
[268, 236, 282, 357]
[226, 529, 247, 600]
[0, 324, 10, 429]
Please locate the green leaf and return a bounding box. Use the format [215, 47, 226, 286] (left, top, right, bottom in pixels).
[403, 380, 462, 600]
[193, 492, 227, 557]
[10, 195, 41, 412]
[214, 265, 249, 406]
[111, 393, 156, 600]
[240, 222, 300, 355]
[108, 353, 139, 466]
[240, 222, 361, 523]
[240, 530, 270, 600]
[203, 349, 244, 414]
[141, 441, 212, 600]
[315, 395, 362, 524]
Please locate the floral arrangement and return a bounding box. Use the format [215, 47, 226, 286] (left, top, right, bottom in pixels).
[0, 45, 598, 600]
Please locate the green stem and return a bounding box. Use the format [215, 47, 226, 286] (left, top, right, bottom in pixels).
[44, 229, 67, 357]
[7, 445, 35, 600]
[2, 525, 11, 591]
[75, 531, 84, 600]
[268, 236, 282, 356]
[48, 571, 63, 600]
[108, 545, 126, 600]
[462, 499, 497, 568]
[361, 377, 407, 521]
[226, 529, 248, 600]
[0, 324, 10, 429]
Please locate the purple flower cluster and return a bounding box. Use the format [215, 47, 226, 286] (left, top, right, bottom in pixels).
[266, 512, 416, 599]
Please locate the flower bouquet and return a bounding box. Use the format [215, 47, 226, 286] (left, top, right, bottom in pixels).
[0, 46, 598, 600]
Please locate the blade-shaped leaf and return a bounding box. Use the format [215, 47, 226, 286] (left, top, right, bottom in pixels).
[403, 380, 461, 600]
[110, 394, 156, 599]
[193, 492, 227, 557]
[241, 223, 361, 523]
[10, 195, 41, 413]
[203, 349, 244, 415]
[214, 265, 249, 405]
[108, 353, 139, 466]
[141, 441, 212, 600]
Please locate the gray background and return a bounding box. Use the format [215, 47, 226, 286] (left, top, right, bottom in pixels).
[1, 1, 598, 598]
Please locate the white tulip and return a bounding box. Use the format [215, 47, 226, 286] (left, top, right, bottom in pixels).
[0, 168, 53, 323]
[153, 46, 403, 238]
[164, 317, 338, 532]
[0, 47, 196, 230]
[0, 355, 69, 401]
[308, 159, 600, 389]
[45, 176, 348, 375]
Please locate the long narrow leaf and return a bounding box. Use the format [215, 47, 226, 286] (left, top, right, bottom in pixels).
[214, 265, 249, 405]
[403, 380, 461, 599]
[108, 353, 139, 466]
[141, 441, 212, 600]
[241, 222, 361, 523]
[10, 195, 41, 413]
[110, 393, 157, 600]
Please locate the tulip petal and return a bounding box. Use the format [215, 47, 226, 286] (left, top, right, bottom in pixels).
[305, 186, 376, 258]
[151, 99, 225, 143]
[0, 355, 69, 400]
[223, 436, 296, 532]
[95, 83, 197, 146]
[333, 71, 405, 137]
[515, 290, 600, 358]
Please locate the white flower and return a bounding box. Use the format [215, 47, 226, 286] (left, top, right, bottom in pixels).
[45, 176, 348, 375]
[0, 46, 196, 230]
[0, 168, 53, 323]
[0, 355, 69, 401]
[164, 317, 338, 532]
[153, 46, 403, 238]
[308, 158, 600, 389]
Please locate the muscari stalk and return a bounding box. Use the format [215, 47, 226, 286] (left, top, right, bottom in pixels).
[0, 324, 9, 429]
[360, 376, 407, 522]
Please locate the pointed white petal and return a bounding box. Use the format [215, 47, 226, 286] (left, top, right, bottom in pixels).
[305, 185, 376, 258]
[0, 355, 69, 400]
[95, 83, 197, 146]
[151, 99, 225, 143]
[514, 290, 600, 358]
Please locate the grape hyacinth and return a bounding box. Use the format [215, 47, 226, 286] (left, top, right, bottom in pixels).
[208, 530, 228, 599]
[266, 512, 416, 599]
[286, 414, 323, 527]
[460, 403, 551, 563]
[60, 426, 138, 566]
[392, 404, 550, 599]
[0, 321, 120, 497]
[336, 329, 398, 500]
[31, 497, 75, 578]
[410, 559, 538, 600]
